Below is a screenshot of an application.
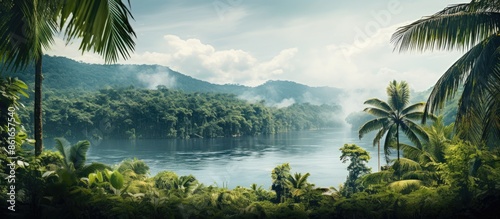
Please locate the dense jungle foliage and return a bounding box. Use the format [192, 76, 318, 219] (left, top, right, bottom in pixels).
[1, 77, 500, 218]
[2, 0, 500, 218]
[16, 86, 342, 140]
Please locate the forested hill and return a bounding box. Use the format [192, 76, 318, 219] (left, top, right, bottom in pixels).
[1, 55, 345, 139]
[2, 55, 343, 106]
[24, 87, 343, 140]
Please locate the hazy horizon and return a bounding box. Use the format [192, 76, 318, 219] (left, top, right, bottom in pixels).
[46, 0, 466, 104]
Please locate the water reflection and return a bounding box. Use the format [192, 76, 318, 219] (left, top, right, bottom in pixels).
[82, 129, 384, 189]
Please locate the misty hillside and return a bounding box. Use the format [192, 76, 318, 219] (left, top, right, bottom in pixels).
[3, 55, 343, 106]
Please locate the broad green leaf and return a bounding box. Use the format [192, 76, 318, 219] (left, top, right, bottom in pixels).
[110, 170, 124, 190]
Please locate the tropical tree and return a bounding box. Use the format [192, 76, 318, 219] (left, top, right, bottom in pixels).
[359, 80, 431, 164]
[271, 163, 291, 203]
[339, 144, 371, 197]
[0, 0, 136, 155]
[286, 172, 313, 202]
[401, 116, 454, 167]
[391, 0, 500, 146]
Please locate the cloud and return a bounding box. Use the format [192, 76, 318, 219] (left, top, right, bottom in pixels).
[44, 0, 464, 96]
[125, 34, 298, 86]
[273, 98, 296, 108]
[137, 69, 177, 89]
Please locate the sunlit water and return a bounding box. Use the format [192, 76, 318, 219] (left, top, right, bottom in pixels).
[76, 128, 383, 189]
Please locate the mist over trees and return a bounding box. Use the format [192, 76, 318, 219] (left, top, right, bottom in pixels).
[17, 86, 343, 140]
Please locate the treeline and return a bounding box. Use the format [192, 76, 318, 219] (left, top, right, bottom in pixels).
[19, 87, 342, 140]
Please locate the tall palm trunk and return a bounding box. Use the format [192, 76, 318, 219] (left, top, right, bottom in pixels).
[396, 123, 400, 180]
[34, 54, 43, 156]
[396, 123, 400, 161]
[378, 141, 381, 172]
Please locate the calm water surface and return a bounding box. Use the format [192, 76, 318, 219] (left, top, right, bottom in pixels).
[84, 128, 381, 189]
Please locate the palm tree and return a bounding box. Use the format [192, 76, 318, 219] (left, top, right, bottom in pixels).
[391, 0, 500, 146]
[286, 172, 312, 201]
[271, 163, 291, 203]
[359, 80, 431, 164]
[401, 116, 454, 166]
[0, 0, 136, 156]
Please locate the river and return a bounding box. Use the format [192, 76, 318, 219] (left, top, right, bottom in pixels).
[84, 128, 382, 189]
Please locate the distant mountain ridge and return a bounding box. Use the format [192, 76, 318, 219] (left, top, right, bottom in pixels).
[3, 55, 343, 106]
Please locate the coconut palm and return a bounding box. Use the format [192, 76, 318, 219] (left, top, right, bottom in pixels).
[364, 118, 455, 187]
[391, 0, 500, 145]
[0, 0, 136, 156]
[286, 172, 312, 200]
[359, 80, 431, 164]
[401, 116, 454, 167]
[271, 163, 291, 203]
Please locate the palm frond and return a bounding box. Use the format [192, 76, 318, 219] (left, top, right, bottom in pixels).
[401, 120, 428, 148]
[392, 0, 500, 145]
[383, 125, 397, 163]
[404, 111, 426, 122]
[359, 170, 394, 186]
[54, 137, 70, 167]
[359, 118, 390, 139]
[481, 88, 500, 143]
[422, 36, 500, 121]
[392, 10, 500, 52]
[401, 102, 425, 116]
[0, 0, 57, 71]
[387, 80, 410, 111]
[69, 140, 90, 170]
[392, 158, 422, 172]
[78, 162, 110, 177]
[388, 179, 423, 193]
[363, 98, 392, 112]
[402, 170, 439, 184]
[399, 143, 425, 162]
[469, 0, 500, 12]
[363, 107, 390, 117]
[434, 3, 472, 15]
[457, 36, 500, 143]
[373, 128, 386, 147]
[58, 0, 136, 63]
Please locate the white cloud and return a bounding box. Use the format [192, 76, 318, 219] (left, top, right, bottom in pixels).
[138, 70, 177, 89]
[46, 34, 298, 86]
[273, 98, 295, 108]
[125, 35, 298, 86]
[44, 0, 464, 96]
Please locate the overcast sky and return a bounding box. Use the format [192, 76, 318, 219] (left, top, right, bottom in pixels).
[47, 0, 466, 94]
